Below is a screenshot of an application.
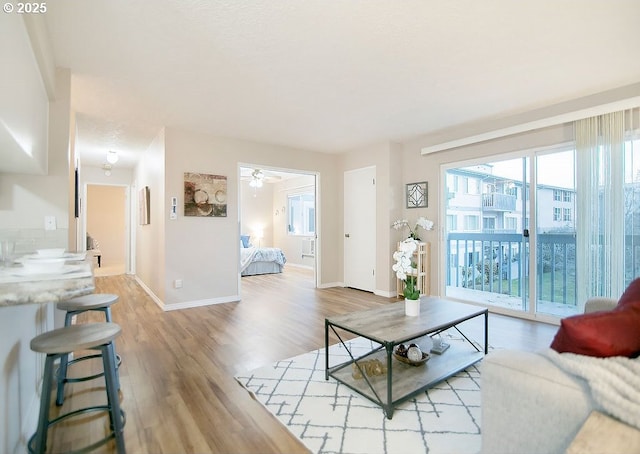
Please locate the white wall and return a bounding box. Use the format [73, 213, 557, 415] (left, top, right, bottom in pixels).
[0, 65, 72, 454]
[0, 13, 49, 175]
[134, 129, 166, 303]
[160, 127, 341, 309]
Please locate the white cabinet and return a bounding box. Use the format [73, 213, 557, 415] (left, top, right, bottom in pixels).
[397, 242, 430, 297]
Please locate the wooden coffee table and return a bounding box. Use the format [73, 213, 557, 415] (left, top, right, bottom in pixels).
[325, 297, 488, 419]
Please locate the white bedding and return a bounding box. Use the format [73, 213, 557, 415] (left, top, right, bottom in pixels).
[240, 246, 287, 275]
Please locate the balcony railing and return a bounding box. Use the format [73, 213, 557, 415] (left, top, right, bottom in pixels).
[481, 193, 516, 211]
[446, 232, 640, 312]
[446, 232, 577, 308]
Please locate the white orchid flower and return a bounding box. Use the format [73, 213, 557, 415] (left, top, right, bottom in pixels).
[416, 217, 434, 231]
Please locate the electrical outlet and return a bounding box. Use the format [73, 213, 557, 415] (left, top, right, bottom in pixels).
[174, 279, 183, 289]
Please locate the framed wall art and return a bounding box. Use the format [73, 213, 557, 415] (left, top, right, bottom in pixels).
[406, 181, 428, 208]
[139, 186, 150, 225]
[184, 172, 227, 217]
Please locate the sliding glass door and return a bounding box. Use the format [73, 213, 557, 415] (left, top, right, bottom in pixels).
[445, 157, 531, 313]
[443, 116, 640, 319]
[535, 149, 577, 317]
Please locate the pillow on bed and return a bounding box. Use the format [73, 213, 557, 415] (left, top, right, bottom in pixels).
[240, 235, 251, 248]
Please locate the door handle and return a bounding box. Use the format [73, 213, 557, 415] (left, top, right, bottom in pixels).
[345, 233, 350, 238]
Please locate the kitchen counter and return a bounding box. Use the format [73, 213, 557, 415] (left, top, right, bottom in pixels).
[0, 262, 95, 306]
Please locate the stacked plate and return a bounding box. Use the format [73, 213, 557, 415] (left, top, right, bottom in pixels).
[15, 249, 86, 275]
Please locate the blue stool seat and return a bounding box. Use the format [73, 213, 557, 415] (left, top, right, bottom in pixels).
[28, 322, 126, 454]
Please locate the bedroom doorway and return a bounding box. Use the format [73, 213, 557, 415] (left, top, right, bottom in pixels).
[85, 184, 129, 276]
[238, 165, 318, 287]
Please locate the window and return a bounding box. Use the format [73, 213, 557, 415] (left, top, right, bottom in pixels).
[563, 191, 572, 202]
[553, 189, 562, 201]
[553, 207, 561, 221]
[464, 215, 480, 231]
[288, 193, 315, 235]
[467, 177, 480, 195]
[505, 217, 517, 231]
[563, 208, 572, 221]
[483, 217, 495, 231]
[446, 214, 457, 231]
[446, 174, 458, 193]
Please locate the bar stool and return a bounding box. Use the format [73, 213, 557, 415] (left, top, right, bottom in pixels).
[55, 294, 122, 406]
[28, 322, 126, 454]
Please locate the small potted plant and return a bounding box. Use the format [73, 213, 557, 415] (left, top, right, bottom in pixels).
[393, 238, 421, 316]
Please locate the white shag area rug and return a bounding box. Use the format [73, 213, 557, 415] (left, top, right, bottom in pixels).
[235, 337, 482, 454]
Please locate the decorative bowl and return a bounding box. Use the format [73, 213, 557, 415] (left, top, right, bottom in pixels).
[393, 347, 430, 366]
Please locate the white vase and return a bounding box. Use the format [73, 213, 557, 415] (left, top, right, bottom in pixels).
[405, 298, 420, 316]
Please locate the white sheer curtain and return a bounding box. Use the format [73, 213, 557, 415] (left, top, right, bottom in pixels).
[575, 108, 638, 306]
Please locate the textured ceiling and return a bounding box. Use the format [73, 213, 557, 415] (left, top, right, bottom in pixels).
[42, 0, 640, 168]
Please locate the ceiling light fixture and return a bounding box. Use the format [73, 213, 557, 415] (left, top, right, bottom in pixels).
[106, 150, 119, 164]
[249, 169, 264, 188]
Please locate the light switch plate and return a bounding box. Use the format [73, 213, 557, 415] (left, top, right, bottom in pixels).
[44, 216, 56, 231]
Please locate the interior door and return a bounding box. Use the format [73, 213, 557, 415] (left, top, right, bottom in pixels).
[344, 166, 376, 292]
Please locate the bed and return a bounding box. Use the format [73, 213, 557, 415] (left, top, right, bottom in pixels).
[240, 246, 287, 276]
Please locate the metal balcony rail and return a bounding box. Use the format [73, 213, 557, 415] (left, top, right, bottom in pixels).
[446, 232, 577, 306]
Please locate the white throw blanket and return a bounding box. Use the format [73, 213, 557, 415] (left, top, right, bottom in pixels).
[544, 348, 640, 430]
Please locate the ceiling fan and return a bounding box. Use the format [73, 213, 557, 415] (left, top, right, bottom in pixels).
[240, 167, 285, 185]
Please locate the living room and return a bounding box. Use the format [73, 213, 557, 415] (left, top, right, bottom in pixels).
[1, 2, 639, 453]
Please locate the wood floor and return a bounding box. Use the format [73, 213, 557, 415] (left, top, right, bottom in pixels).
[47, 266, 558, 453]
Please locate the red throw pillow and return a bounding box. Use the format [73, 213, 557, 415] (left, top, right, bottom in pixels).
[550, 303, 640, 357]
[617, 277, 640, 308]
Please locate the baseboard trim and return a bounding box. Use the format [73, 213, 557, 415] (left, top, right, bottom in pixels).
[134, 275, 240, 311]
[286, 263, 314, 270]
[134, 276, 165, 309]
[375, 289, 397, 298]
[163, 295, 240, 311]
[318, 281, 344, 289]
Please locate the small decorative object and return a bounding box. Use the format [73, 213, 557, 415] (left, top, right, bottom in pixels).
[184, 172, 227, 217]
[351, 359, 387, 379]
[391, 217, 434, 241]
[393, 343, 430, 366]
[431, 337, 451, 354]
[407, 344, 422, 362]
[406, 181, 428, 208]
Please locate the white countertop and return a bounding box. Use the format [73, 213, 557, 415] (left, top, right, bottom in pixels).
[0, 259, 95, 306]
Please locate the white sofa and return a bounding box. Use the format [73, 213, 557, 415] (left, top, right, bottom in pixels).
[480, 298, 618, 454]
